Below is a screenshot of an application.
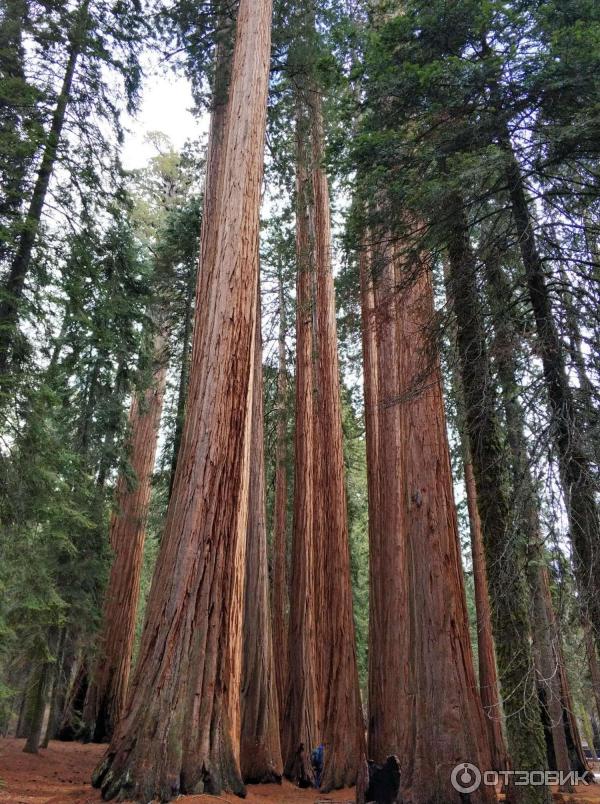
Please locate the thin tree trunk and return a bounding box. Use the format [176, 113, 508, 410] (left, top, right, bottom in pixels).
[83, 327, 168, 742]
[56, 653, 88, 741]
[483, 247, 583, 786]
[282, 100, 319, 788]
[502, 139, 600, 650]
[444, 255, 509, 773]
[92, 1, 272, 797]
[445, 198, 550, 804]
[363, 226, 495, 804]
[584, 621, 600, 725]
[240, 285, 283, 784]
[42, 627, 67, 747]
[308, 90, 365, 793]
[271, 268, 288, 736]
[169, 257, 196, 497]
[358, 233, 380, 742]
[0, 0, 89, 379]
[464, 457, 509, 772]
[23, 660, 52, 754]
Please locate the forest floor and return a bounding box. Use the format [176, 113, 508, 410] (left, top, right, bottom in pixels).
[1, 739, 600, 804]
[0, 739, 355, 804]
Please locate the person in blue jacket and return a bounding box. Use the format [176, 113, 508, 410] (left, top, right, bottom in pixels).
[311, 743, 324, 787]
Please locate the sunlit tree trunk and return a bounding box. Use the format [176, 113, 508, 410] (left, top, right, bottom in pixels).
[240, 285, 283, 784]
[309, 91, 365, 793]
[83, 327, 168, 742]
[282, 101, 319, 788]
[92, 1, 272, 797]
[271, 268, 288, 736]
[363, 226, 495, 803]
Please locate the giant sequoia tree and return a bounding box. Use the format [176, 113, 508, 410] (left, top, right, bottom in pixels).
[283, 4, 364, 791]
[92, 0, 272, 797]
[357, 222, 496, 803]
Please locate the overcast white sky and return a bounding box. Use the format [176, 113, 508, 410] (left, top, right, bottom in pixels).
[121, 67, 203, 169]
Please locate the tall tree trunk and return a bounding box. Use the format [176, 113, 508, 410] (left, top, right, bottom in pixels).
[366, 232, 406, 768]
[169, 257, 196, 497]
[444, 256, 509, 773]
[483, 248, 584, 785]
[364, 227, 495, 804]
[308, 91, 365, 793]
[282, 100, 319, 788]
[501, 138, 600, 650]
[83, 327, 168, 742]
[271, 268, 288, 736]
[92, 1, 272, 797]
[240, 286, 283, 784]
[445, 198, 550, 804]
[0, 0, 89, 380]
[464, 457, 509, 772]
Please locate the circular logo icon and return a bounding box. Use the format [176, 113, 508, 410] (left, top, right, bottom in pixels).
[451, 762, 482, 794]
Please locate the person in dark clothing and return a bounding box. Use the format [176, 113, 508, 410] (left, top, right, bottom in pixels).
[311, 743, 324, 787]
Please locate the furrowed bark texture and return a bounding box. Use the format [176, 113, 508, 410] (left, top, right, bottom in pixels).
[365, 228, 495, 804]
[0, 0, 89, 380]
[446, 200, 550, 804]
[464, 457, 509, 772]
[282, 106, 319, 788]
[240, 288, 283, 784]
[503, 141, 600, 650]
[309, 92, 365, 792]
[83, 328, 168, 742]
[271, 270, 288, 739]
[92, 1, 272, 798]
[283, 80, 364, 790]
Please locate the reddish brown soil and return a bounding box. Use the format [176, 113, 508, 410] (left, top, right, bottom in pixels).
[1, 739, 600, 804]
[0, 739, 355, 804]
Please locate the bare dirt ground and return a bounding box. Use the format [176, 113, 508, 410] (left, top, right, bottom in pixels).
[0, 739, 354, 804]
[1, 738, 600, 804]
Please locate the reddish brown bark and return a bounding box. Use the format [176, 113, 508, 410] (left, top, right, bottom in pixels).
[92, 1, 272, 798]
[282, 106, 319, 787]
[366, 234, 406, 769]
[309, 93, 365, 792]
[83, 329, 168, 743]
[271, 270, 288, 735]
[464, 458, 509, 772]
[364, 232, 495, 803]
[240, 288, 283, 784]
[283, 81, 364, 791]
